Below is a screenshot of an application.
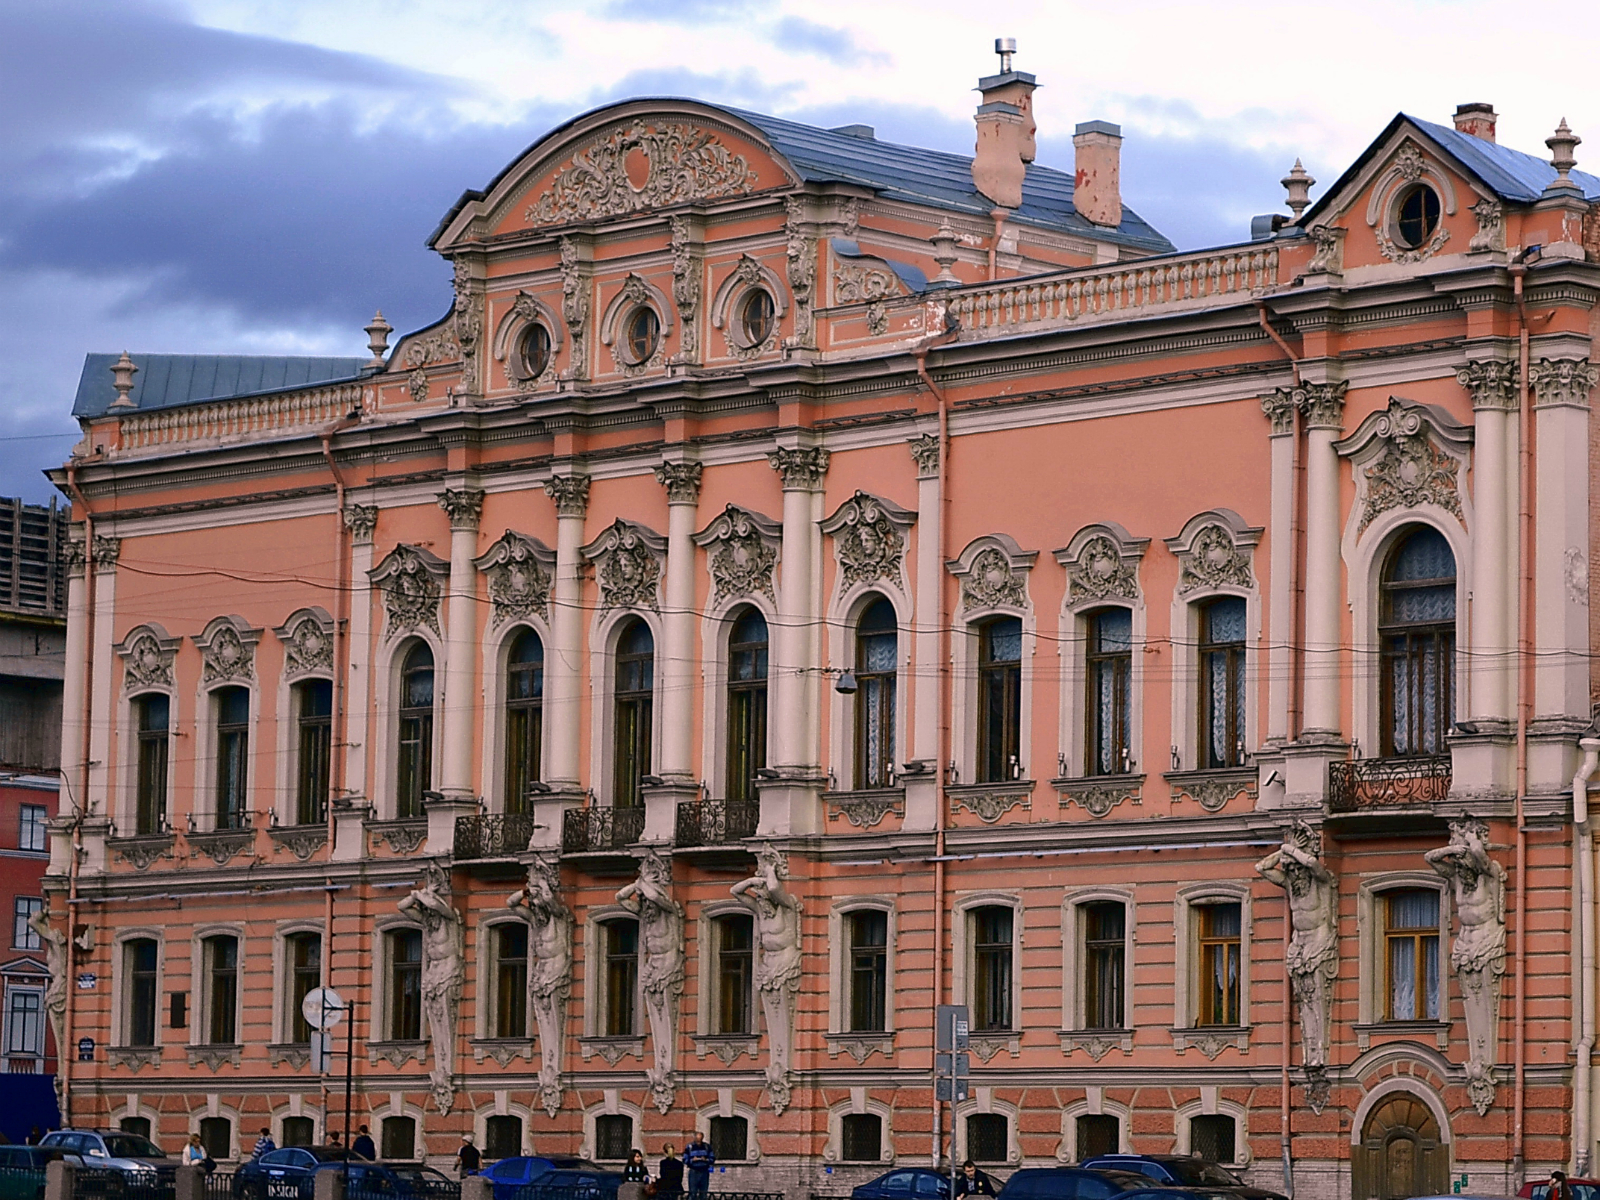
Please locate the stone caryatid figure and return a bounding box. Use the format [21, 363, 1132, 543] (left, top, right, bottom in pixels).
[732, 843, 803, 1114]
[508, 856, 573, 1117]
[30, 910, 68, 1111]
[1255, 820, 1338, 1113]
[399, 862, 465, 1114]
[616, 849, 683, 1113]
[1427, 815, 1507, 1116]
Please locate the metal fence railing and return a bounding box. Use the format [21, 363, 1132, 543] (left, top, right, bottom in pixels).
[72, 1168, 176, 1200]
[202, 1172, 237, 1200]
[0, 1164, 47, 1200]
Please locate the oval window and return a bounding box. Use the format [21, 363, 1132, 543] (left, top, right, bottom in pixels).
[626, 307, 660, 364]
[521, 323, 551, 378]
[739, 289, 775, 347]
[1396, 185, 1441, 249]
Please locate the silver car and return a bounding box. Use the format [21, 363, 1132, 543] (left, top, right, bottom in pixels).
[38, 1131, 173, 1180]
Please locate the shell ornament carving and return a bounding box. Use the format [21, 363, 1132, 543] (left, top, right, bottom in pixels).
[701, 507, 777, 606]
[480, 534, 553, 626]
[281, 616, 334, 679]
[1067, 536, 1139, 603]
[122, 634, 173, 693]
[377, 548, 444, 637]
[201, 625, 254, 685]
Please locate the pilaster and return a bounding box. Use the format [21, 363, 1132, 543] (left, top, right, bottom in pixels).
[544, 473, 590, 789]
[652, 459, 703, 844]
[1259, 392, 1296, 746]
[1456, 359, 1516, 724]
[86, 536, 119, 825]
[1291, 382, 1347, 738]
[907, 433, 941, 831]
[60, 536, 88, 821]
[342, 505, 378, 816]
[437, 487, 484, 802]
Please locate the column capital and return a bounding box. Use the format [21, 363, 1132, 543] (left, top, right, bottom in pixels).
[1259, 392, 1297, 436]
[1279, 380, 1348, 430]
[767, 446, 830, 491]
[1456, 359, 1519, 410]
[65, 537, 88, 578]
[654, 460, 703, 505]
[437, 487, 485, 532]
[908, 434, 940, 478]
[544, 474, 591, 519]
[342, 504, 378, 544]
[1529, 356, 1599, 409]
[91, 535, 120, 572]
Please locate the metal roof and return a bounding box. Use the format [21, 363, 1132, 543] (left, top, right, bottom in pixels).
[1407, 115, 1600, 202]
[72, 354, 368, 419]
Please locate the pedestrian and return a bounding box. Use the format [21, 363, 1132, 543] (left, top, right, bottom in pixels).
[327, 1132, 343, 1152]
[656, 1143, 684, 1199]
[681, 1132, 714, 1200]
[352, 1126, 376, 1161]
[25, 1127, 40, 1147]
[457, 1134, 482, 1178]
[253, 1128, 276, 1159]
[1552, 1172, 1574, 1200]
[181, 1133, 208, 1169]
[624, 1149, 651, 1184]
[954, 1162, 995, 1198]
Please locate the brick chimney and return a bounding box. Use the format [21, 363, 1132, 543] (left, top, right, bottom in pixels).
[971, 38, 1037, 211]
[1073, 121, 1123, 228]
[1454, 102, 1498, 142]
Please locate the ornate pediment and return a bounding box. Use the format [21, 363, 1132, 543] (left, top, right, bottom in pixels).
[273, 607, 335, 680]
[369, 544, 448, 639]
[581, 519, 666, 612]
[1363, 137, 1460, 264]
[693, 504, 780, 606]
[1054, 523, 1149, 606]
[948, 534, 1037, 613]
[474, 530, 555, 627]
[1334, 397, 1471, 532]
[821, 491, 916, 591]
[193, 616, 260, 686]
[117, 624, 180, 694]
[1163, 509, 1262, 595]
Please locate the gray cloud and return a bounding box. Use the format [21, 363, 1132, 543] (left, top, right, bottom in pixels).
[771, 17, 887, 66]
[601, 0, 754, 20]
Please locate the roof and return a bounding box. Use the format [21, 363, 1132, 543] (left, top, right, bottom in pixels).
[73, 354, 368, 419]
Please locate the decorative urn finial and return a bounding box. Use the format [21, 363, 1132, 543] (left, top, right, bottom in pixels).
[1547, 118, 1582, 190]
[109, 351, 138, 409]
[364, 310, 393, 368]
[1281, 159, 1315, 219]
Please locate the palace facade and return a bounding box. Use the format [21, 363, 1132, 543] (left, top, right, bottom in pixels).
[43, 49, 1600, 1200]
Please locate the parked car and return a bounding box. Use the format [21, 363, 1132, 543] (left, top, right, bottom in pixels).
[997, 1168, 1151, 1200]
[1520, 1181, 1600, 1200]
[850, 1168, 954, 1200]
[509, 1167, 623, 1200]
[1116, 1188, 1249, 1200]
[1078, 1157, 1283, 1200]
[480, 1157, 606, 1200]
[233, 1147, 358, 1200]
[0, 1146, 75, 1200]
[312, 1161, 460, 1200]
[36, 1131, 172, 1181]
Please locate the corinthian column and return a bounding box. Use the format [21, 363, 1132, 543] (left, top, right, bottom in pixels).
[335, 505, 377, 862]
[436, 487, 484, 800]
[1456, 359, 1517, 725]
[644, 461, 704, 843]
[543, 474, 590, 792]
[1298, 382, 1347, 738]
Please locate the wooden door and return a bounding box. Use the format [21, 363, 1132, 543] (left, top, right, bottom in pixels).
[1351, 1094, 1448, 1200]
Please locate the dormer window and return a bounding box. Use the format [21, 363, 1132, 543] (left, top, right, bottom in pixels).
[739, 289, 776, 347]
[1395, 184, 1441, 250]
[624, 307, 660, 365]
[520, 322, 552, 378]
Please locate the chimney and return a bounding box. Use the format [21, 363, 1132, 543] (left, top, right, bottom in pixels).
[1073, 121, 1123, 228]
[971, 38, 1037, 211]
[1454, 102, 1498, 142]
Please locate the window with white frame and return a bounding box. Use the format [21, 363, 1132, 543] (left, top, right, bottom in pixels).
[854, 598, 897, 789]
[123, 937, 159, 1046]
[1085, 609, 1132, 775]
[970, 906, 1014, 1032]
[713, 912, 754, 1035]
[397, 643, 435, 820]
[492, 922, 529, 1038]
[12, 898, 41, 950]
[5, 989, 43, 1057]
[293, 679, 333, 826]
[285, 931, 321, 1045]
[1384, 889, 1441, 1021]
[600, 918, 639, 1037]
[613, 620, 654, 809]
[1194, 903, 1242, 1027]
[504, 629, 544, 813]
[18, 805, 47, 853]
[386, 927, 423, 1040]
[1082, 901, 1125, 1031]
[1197, 597, 1247, 768]
[977, 617, 1023, 783]
[213, 687, 250, 830]
[1379, 527, 1456, 757]
[725, 608, 768, 804]
[134, 694, 170, 835]
[202, 934, 239, 1044]
[847, 909, 888, 1032]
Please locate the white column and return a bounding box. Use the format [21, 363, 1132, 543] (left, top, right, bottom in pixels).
[1260, 393, 1297, 744]
[1456, 361, 1515, 723]
[767, 447, 829, 772]
[341, 506, 377, 806]
[654, 462, 702, 781]
[907, 435, 942, 830]
[544, 474, 590, 790]
[1299, 383, 1346, 738]
[436, 488, 484, 799]
[86, 536, 119, 820]
[59, 539, 89, 820]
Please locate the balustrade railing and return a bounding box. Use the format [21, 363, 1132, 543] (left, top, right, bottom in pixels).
[1327, 755, 1452, 812]
[561, 805, 644, 853]
[454, 812, 541, 859]
[675, 799, 759, 847]
[115, 383, 364, 452]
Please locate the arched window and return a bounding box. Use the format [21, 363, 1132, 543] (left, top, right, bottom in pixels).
[134, 694, 169, 836]
[708, 1116, 748, 1162]
[285, 932, 321, 1044]
[1085, 609, 1132, 776]
[614, 621, 654, 808]
[294, 679, 332, 826]
[214, 686, 250, 829]
[1076, 1113, 1118, 1159]
[505, 630, 544, 813]
[1198, 597, 1246, 769]
[397, 643, 434, 819]
[281, 1117, 315, 1148]
[1379, 527, 1456, 757]
[1191, 1114, 1236, 1164]
[854, 599, 897, 789]
[977, 617, 1022, 783]
[726, 609, 768, 803]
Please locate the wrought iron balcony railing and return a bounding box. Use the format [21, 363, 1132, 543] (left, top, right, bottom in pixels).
[561, 805, 645, 854]
[454, 812, 540, 859]
[675, 799, 759, 848]
[1327, 755, 1452, 813]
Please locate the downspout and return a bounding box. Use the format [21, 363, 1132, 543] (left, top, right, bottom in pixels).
[1511, 260, 1534, 1184]
[1571, 738, 1600, 1174]
[61, 461, 94, 1126]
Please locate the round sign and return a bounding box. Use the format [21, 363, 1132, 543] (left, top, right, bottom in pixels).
[301, 986, 346, 1031]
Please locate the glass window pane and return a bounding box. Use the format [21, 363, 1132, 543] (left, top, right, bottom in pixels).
[1094, 609, 1132, 652]
[1388, 890, 1439, 930]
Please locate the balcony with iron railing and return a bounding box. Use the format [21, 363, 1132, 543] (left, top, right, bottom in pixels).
[561, 805, 645, 855]
[675, 799, 759, 848]
[454, 812, 541, 859]
[1327, 755, 1453, 813]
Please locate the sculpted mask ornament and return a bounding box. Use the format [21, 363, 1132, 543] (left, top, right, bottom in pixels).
[617, 850, 684, 1113]
[1305, 225, 1345, 275]
[508, 857, 573, 1116]
[583, 520, 665, 613]
[732, 844, 803, 1114]
[1256, 822, 1338, 1113]
[476, 531, 554, 627]
[1427, 816, 1507, 1116]
[371, 545, 447, 638]
[1358, 400, 1463, 531]
[695, 505, 778, 607]
[824, 492, 912, 590]
[1469, 198, 1505, 253]
[398, 862, 465, 1114]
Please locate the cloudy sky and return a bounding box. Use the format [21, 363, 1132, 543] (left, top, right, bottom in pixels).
[3, 0, 1596, 504]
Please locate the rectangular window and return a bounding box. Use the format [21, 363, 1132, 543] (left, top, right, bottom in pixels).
[388, 928, 423, 1040]
[1196, 903, 1242, 1027]
[199, 1117, 232, 1161]
[709, 1116, 747, 1162]
[840, 1114, 882, 1163]
[715, 914, 754, 1035]
[18, 805, 47, 853]
[603, 920, 639, 1037]
[847, 910, 888, 1033]
[977, 618, 1023, 783]
[125, 938, 158, 1046]
[594, 1114, 633, 1162]
[966, 1113, 1008, 1164]
[119, 1117, 151, 1140]
[1386, 889, 1441, 1021]
[5, 992, 42, 1056]
[971, 906, 1013, 1032]
[485, 1115, 522, 1159]
[287, 933, 321, 1044]
[282, 1117, 315, 1149]
[214, 688, 250, 830]
[1198, 598, 1247, 768]
[295, 680, 333, 826]
[135, 695, 170, 836]
[1086, 609, 1132, 776]
[494, 923, 528, 1039]
[1076, 1113, 1118, 1160]
[205, 936, 238, 1044]
[380, 1117, 415, 1162]
[1083, 901, 1125, 1030]
[12, 898, 42, 950]
[1191, 1114, 1236, 1165]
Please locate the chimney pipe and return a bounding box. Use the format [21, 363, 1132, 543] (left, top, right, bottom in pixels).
[1073, 120, 1123, 228]
[1454, 102, 1498, 142]
[971, 38, 1037, 212]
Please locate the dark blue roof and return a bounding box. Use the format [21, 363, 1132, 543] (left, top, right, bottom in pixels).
[1407, 115, 1600, 201]
[73, 354, 367, 419]
[729, 107, 1174, 252]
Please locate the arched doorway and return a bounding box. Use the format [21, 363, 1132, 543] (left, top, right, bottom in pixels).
[1352, 1093, 1448, 1200]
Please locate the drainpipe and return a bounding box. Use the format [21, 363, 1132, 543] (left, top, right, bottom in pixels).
[1572, 739, 1600, 1174]
[60, 461, 95, 1126]
[1511, 258, 1534, 1185]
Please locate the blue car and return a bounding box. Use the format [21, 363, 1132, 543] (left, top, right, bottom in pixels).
[850, 1168, 953, 1200]
[480, 1157, 610, 1200]
[311, 1162, 459, 1200]
[233, 1148, 360, 1200]
[996, 1168, 1150, 1200]
[1078, 1158, 1283, 1200]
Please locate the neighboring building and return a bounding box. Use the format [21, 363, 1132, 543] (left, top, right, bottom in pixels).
[41, 49, 1600, 1200]
[0, 497, 66, 1078]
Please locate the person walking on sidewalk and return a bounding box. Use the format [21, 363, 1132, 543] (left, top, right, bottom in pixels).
[682, 1133, 715, 1200]
[351, 1126, 376, 1160]
[456, 1135, 482, 1178]
[657, 1144, 684, 1199]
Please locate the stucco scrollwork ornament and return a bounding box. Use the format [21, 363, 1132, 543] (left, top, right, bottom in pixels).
[1469, 198, 1505, 253]
[617, 850, 684, 1114]
[524, 120, 756, 227]
[1165, 510, 1262, 597]
[400, 324, 460, 371]
[784, 196, 817, 350]
[654, 460, 703, 506]
[732, 844, 803, 1115]
[694, 504, 780, 607]
[509, 856, 573, 1117]
[950, 789, 1031, 823]
[452, 259, 483, 397]
[1529, 357, 1600, 408]
[343, 504, 378, 544]
[1305, 225, 1345, 275]
[369, 544, 448, 638]
[948, 535, 1036, 614]
[436, 487, 485, 532]
[1371, 141, 1453, 264]
[669, 216, 702, 365]
[582, 519, 666, 613]
[1256, 821, 1337, 1114]
[92, 535, 121, 570]
[822, 491, 916, 591]
[196, 619, 257, 685]
[833, 262, 900, 336]
[1334, 396, 1470, 532]
[559, 237, 590, 382]
[399, 862, 465, 1115]
[65, 538, 87, 578]
[504, 293, 558, 391]
[1259, 391, 1297, 436]
[1056, 523, 1148, 606]
[118, 625, 178, 693]
[1056, 780, 1138, 818]
[1456, 359, 1519, 410]
[1427, 816, 1507, 1116]
[767, 445, 830, 491]
[721, 256, 782, 361]
[608, 275, 668, 378]
[827, 792, 904, 829]
[474, 530, 555, 628]
[275, 608, 336, 680]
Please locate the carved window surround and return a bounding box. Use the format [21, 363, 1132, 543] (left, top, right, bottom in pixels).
[1059, 1029, 1134, 1060]
[598, 274, 675, 377]
[948, 533, 1037, 613]
[492, 292, 564, 392]
[187, 1043, 243, 1070]
[193, 615, 261, 687]
[117, 623, 180, 694]
[823, 788, 905, 830]
[1164, 509, 1261, 596]
[693, 504, 781, 608]
[475, 529, 556, 628]
[1165, 768, 1257, 813]
[1334, 396, 1472, 535]
[366, 819, 428, 856]
[1353, 1020, 1451, 1053]
[268, 1043, 312, 1070]
[947, 781, 1034, 824]
[708, 255, 789, 361]
[826, 1032, 895, 1063]
[1055, 522, 1148, 607]
[109, 834, 174, 872]
[369, 544, 448, 640]
[578, 1035, 645, 1065]
[107, 1046, 162, 1072]
[1054, 774, 1143, 818]
[821, 491, 916, 593]
[581, 519, 667, 613]
[692, 1034, 760, 1065]
[273, 607, 336, 681]
[1169, 1025, 1251, 1058]
[268, 825, 329, 862]
[968, 1033, 1023, 1062]
[470, 1037, 535, 1066]
[1364, 139, 1459, 264]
